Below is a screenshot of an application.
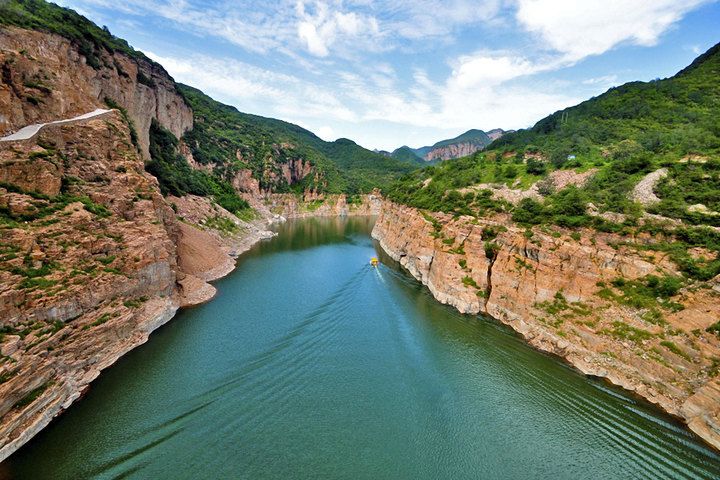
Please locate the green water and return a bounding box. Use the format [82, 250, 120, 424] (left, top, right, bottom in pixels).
[3, 217, 720, 479]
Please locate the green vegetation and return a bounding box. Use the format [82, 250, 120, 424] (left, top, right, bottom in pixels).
[391, 146, 425, 164]
[707, 321, 720, 337]
[123, 297, 147, 309]
[203, 215, 240, 235]
[660, 340, 692, 361]
[601, 321, 654, 344]
[389, 43, 719, 219]
[536, 292, 592, 318]
[146, 120, 254, 218]
[104, 97, 139, 148]
[13, 381, 51, 409]
[600, 275, 683, 310]
[386, 42, 720, 285]
[0, 182, 111, 226]
[179, 85, 419, 194]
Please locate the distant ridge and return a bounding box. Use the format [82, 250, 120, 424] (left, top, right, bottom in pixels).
[395, 128, 508, 162]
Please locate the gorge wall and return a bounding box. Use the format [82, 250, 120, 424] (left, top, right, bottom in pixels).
[425, 142, 485, 162]
[372, 200, 720, 451]
[0, 27, 192, 158]
[0, 27, 263, 461]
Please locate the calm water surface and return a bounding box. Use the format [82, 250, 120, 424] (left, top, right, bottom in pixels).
[3, 217, 720, 479]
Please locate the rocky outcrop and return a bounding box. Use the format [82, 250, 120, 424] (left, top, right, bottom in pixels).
[425, 142, 485, 162]
[373, 200, 720, 451]
[486, 128, 506, 141]
[459, 168, 597, 205]
[0, 110, 274, 461]
[632, 168, 668, 206]
[0, 27, 192, 158]
[266, 192, 381, 218]
[0, 112, 182, 461]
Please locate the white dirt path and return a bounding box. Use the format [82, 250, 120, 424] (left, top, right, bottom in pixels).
[0, 108, 112, 142]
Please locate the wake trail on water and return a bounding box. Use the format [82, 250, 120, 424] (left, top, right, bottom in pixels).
[372, 265, 717, 480]
[98, 264, 373, 475]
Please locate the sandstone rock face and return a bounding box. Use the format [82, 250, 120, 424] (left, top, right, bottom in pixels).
[373, 200, 720, 451]
[0, 112, 183, 461]
[177, 222, 236, 282]
[266, 192, 381, 218]
[0, 27, 192, 158]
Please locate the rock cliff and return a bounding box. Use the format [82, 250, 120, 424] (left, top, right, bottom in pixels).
[0, 27, 193, 158]
[0, 112, 183, 460]
[425, 142, 485, 162]
[266, 192, 381, 218]
[372, 200, 720, 451]
[0, 109, 273, 461]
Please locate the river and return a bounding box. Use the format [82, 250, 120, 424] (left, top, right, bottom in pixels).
[3, 217, 719, 479]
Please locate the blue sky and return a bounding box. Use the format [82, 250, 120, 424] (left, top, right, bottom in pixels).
[58, 0, 720, 150]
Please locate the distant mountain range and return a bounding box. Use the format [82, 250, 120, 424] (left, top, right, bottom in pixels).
[386, 128, 510, 163]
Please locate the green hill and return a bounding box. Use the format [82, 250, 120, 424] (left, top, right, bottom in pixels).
[389, 41, 720, 221]
[387, 41, 720, 281]
[408, 129, 497, 160]
[391, 146, 425, 164]
[431, 129, 492, 149]
[179, 85, 418, 194]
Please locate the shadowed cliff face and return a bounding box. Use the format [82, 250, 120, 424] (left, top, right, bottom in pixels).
[372, 200, 720, 451]
[0, 27, 192, 158]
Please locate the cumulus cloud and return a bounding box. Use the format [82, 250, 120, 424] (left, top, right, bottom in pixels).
[146, 51, 358, 123]
[61, 0, 713, 148]
[296, 1, 381, 57]
[515, 0, 711, 61]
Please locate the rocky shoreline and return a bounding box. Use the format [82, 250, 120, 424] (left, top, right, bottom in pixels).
[372, 200, 720, 451]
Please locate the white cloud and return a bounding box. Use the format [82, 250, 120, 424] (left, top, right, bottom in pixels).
[316, 126, 336, 140]
[581, 75, 618, 86]
[450, 53, 546, 88]
[515, 0, 711, 61]
[296, 1, 381, 57]
[62, 0, 713, 149]
[146, 51, 358, 123]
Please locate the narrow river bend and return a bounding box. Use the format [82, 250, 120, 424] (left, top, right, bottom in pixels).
[4, 217, 720, 479]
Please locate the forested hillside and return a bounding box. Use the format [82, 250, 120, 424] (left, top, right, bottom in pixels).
[388, 42, 719, 222]
[180, 85, 419, 194]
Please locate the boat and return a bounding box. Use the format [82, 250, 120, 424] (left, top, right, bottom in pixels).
[370, 257, 379, 267]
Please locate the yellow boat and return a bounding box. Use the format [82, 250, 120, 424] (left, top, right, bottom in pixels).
[370, 257, 379, 267]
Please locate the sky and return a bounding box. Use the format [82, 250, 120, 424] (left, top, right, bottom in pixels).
[57, 0, 720, 151]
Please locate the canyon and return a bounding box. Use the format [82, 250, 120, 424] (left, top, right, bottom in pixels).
[1, 1, 719, 470]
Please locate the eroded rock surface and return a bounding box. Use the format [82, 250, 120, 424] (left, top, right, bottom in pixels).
[0, 27, 192, 158]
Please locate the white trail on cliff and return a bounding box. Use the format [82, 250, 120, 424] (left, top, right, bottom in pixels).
[0, 108, 111, 142]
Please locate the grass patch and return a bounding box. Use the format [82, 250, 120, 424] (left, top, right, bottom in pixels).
[660, 340, 692, 361]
